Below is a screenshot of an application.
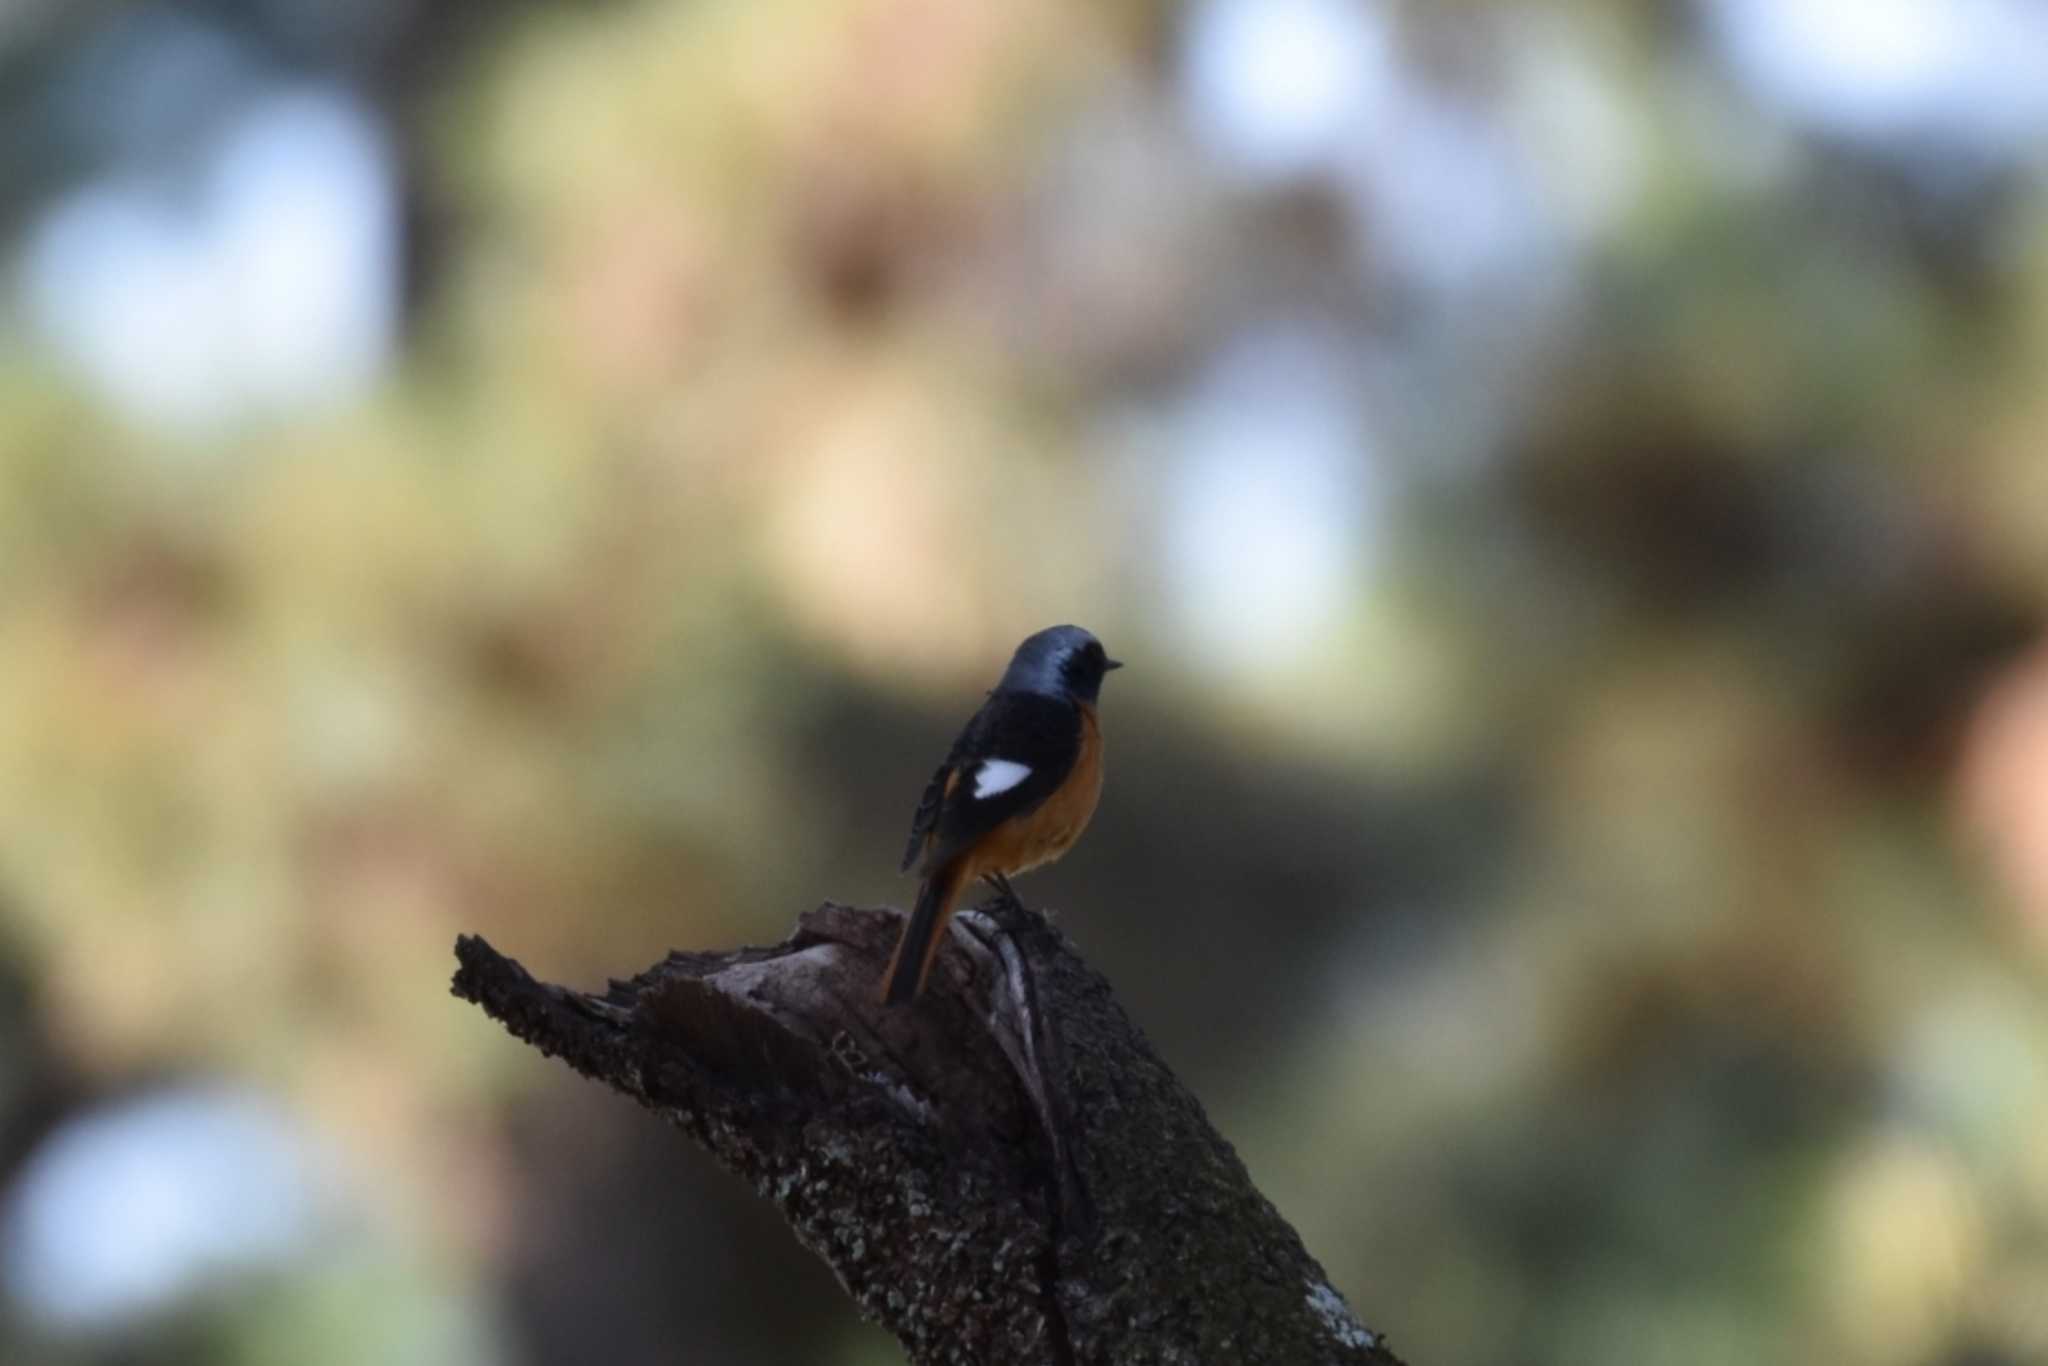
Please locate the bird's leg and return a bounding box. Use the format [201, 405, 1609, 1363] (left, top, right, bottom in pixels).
[984, 871, 1026, 912]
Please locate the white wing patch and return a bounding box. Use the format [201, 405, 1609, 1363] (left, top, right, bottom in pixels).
[972, 759, 1032, 799]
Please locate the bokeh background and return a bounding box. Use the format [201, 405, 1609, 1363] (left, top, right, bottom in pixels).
[3, 1, 2048, 1363]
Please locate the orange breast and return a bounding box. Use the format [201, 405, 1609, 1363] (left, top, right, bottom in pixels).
[969, 702, 1103, 877]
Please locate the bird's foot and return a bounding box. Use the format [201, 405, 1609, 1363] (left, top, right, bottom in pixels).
[984, 872, 1028, 914]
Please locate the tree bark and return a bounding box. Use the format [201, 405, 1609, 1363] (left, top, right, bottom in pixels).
[450, 901, 1405, 1365]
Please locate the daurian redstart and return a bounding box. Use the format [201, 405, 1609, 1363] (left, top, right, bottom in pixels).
[882, 625, 1120, 1004]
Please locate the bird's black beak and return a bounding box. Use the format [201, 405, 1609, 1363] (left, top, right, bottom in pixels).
[1104, 658, 1124, 671]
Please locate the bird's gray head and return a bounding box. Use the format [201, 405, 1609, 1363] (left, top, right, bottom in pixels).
[997, 625, 1122, 703]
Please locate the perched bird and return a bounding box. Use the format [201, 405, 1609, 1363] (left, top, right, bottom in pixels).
[882, 625, 1121, 1004]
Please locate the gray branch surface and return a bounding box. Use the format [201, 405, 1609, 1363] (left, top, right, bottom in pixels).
[450, 901, 1405, 1366]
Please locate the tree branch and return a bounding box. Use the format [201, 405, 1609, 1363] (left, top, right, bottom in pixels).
[451, 902, 1404, 1365]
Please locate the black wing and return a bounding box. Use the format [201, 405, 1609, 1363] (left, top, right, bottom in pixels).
[901, 691, 1081, 875]
[901, 760, 953, 872]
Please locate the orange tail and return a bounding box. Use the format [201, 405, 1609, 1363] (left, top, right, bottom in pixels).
[881, 856, 970, 1005]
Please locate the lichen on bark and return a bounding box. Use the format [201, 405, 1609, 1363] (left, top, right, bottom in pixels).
[451, 901, 1404, 1365]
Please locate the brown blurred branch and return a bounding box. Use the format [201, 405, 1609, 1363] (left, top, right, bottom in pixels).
[450, 902, 1403, 1366]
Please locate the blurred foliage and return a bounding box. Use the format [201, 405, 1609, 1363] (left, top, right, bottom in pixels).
[2, 1, 2048, 1365]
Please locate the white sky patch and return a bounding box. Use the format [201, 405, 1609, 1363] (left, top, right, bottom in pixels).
[18, 83, 398, 433]
[1306, 1278, 1377, 1349]
[1178, 0, 1569, 304]
[1705, 0, 2048, 160]
[1180, 0, 1395, 180]
[973, 759, 1033, 799]
[1, 1086, 344, 1331]
[1337, 82, 1554, 301]
[1157, 324, 1378, 681]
